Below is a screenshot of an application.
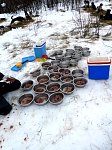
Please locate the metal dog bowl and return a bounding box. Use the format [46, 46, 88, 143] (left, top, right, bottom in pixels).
[70, 59, 78, 67]
[61, 83, 75, 95]
[51, 60, 60, 66]
[74, 77, 88, 88]
[55, 54, 63, 60]
[50, 52, 57, 57]
[66, 49, 75, 54]
[61, 57, 70, 62]
[64, 53, 72, 58]
[33, 84, 46, 94]
[71, 54, 81, 60]
[47, 83, 60, 93]
[60, 60, 70, 66]
[82, 51, 91, 57]
[56, 50, 63, 55]
[60, 75, 74, 83]
[59, 68, 71, 76]
[82, 47, 90, 51]
[72, 69, 84, 78]
[59, 62, 69, 68]
[21, 80, 33, 91]
[49, 92, 64, 105]
[74, 45, 82, 50]
[42, 62, 51, 70]
[37, 75, 49, 84]
[18, 94, 33, 107]
[61, 60, 70, 64]
[48, 66, 59, 73]
[49, 72, 61, 82]
[34, 93, 49, 105]
[30, 69, 41, 77]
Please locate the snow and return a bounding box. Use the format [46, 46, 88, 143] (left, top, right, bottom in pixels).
[0, 0, 112, 150]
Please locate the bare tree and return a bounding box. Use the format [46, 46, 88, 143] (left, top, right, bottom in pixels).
[0, 0, 84, 14]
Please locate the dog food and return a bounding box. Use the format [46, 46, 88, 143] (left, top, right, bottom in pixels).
[35, 96, 47, 103]
[35, 87, 45, 92]
[24, 83, 32, 88]
[39, 78, 49, 84]
[63, 86, 73, 92]
[50, 74, 60, 81]
[49, 85, 59, 91]
[51, 94, 63, 103]
[75, 80, 86, 85]
[21, 97, 32, 105]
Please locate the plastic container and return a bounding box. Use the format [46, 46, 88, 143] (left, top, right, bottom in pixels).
[34, 42, 46, 58]
[87, 57, 111, 80]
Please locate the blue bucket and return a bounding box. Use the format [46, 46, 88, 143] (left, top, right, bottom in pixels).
[34, 42, 46, 58]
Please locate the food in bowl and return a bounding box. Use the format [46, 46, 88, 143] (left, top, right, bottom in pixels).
[61, 83, 75, 94]
[21, 80, 33, 91]
[33, 84, 46, 94]
[21, 97, 32, 105]
[60, 75, 73, 83]
[74, 77, 88, 88]
[34, 93, 49, 105]
[39, 78, 48, 83]
[76, 80, 85, 85]
[49, 92, 64, 105]
[37, 75, 49, 84]
[63, 86, 73, 92]
[49, 73, 61, 81]
[47, 83, 60, 93]
[48, 66, 59, 73]
[42, 62, 51, 70]
[59, 68, 71, 75]
[18, 94, 33, 106]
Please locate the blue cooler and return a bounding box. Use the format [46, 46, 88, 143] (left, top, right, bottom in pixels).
[34, 42, 46, 58]
[87, 57, 111, 80]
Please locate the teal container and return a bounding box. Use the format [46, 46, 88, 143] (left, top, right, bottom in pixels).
[34, 42, 46, 58]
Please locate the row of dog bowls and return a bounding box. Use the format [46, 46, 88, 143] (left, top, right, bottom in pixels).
[27, 68, 86, 91]
[42, 58, 84, 68]
[55, 51, 91, 60]
[50, 47, 90, 57]
[48, 49, 90, 67]
[49, 48, 91, 68]
[21, 77, 87, 92]
[41, 63, 84, 75]
[30, 64, 84, 77]
[18, 92, 64, 106]
[27, 68, 87, 94]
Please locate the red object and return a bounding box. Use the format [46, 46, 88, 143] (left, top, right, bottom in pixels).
[42, 55, 48, 59]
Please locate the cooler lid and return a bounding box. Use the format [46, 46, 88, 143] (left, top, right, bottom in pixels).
[87, 57, 111, 64]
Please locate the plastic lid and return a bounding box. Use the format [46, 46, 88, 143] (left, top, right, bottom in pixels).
[87, 57, 111, 64]
[36, 38, 46, 46]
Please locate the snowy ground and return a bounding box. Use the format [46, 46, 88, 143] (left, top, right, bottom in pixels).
[0, 0, 112, 150]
